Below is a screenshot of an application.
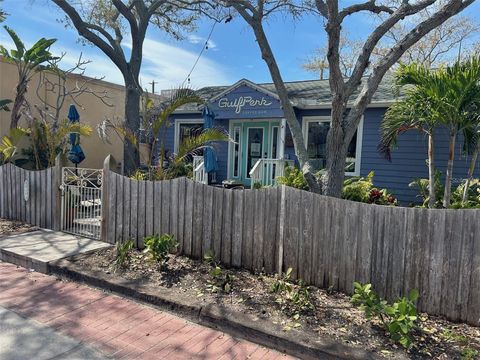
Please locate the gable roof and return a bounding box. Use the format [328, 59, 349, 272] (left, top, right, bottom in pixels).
[208, 78, 280, 102]
[177, 75, 399, 112]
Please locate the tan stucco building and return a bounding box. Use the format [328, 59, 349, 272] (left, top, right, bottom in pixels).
[0, 57, 161, 170]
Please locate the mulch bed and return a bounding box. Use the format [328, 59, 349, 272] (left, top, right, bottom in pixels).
[0, 219, 35, 236]
[75, 247, 479, 360]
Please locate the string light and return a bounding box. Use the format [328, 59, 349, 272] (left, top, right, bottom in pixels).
[182, 20, 218, 87]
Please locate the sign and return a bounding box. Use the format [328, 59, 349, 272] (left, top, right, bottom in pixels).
[218, 96, 273, 114]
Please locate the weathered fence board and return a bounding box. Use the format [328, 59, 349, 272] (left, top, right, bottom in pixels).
[96, 167, 480, 326]
[0, 163, 59, 230]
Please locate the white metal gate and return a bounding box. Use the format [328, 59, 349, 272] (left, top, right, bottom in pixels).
[60, 167, 103, 240]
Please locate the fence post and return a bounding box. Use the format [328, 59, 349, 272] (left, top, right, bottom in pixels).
[101, 155, 116, 243]
[53, 155, 63, 231]
[277, 185, 286, 274]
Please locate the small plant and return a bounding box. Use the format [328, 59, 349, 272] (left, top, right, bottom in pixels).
[277, 166, 308, 190]
[461, 347, 479, 360]
[343, 171, 397, 205]
[271, 268, 313, 317]
[143, 234, 178, 262]
[113, 239, 134, 270]
[352, 282, 419, 348]
[204, 250, 233, 293]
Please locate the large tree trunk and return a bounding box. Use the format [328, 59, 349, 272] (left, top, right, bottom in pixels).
[10, 78, 28, 129]
[123, 80, 141, 175]
[443, 128, 457, 207]
[462, 147, 478, 203]
[428, 133, 436, 208]
[248, 18, 321, 193]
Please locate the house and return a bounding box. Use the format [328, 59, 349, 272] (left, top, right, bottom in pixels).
[165, 78, 479, 205]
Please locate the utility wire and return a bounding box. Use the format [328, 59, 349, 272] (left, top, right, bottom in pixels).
[182, 20, 218, 87]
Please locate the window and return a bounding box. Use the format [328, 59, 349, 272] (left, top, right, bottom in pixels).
[174, 120, 204, 154]
[233, 126, 241, 177]
[302, 116, 363, 175]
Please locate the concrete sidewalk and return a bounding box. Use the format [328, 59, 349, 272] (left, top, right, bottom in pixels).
[0, 229, 111, 273]
[0, 306, 108, 360]
[0, 262, 292, 359]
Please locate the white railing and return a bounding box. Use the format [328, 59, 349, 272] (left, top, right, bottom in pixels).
[249, 159, 294, 188]
[193, 156, 208, 184]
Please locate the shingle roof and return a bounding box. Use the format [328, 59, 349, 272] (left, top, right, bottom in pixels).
[176, 75, 399, 112]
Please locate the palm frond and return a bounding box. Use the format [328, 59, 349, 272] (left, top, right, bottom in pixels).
[175, 128, 229, 165]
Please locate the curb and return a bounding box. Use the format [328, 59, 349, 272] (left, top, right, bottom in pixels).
[49, 256, 380, 360]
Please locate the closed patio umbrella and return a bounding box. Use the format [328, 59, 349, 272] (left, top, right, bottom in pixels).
[202, 106, 217, 174]
[67, 104, 85, 167]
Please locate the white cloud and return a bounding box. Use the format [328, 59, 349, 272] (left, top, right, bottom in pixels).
[1, 33, 232, 91]
[187, 34, 217, 50]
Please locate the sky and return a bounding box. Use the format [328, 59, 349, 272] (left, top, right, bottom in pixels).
[1, 0, 480, 93]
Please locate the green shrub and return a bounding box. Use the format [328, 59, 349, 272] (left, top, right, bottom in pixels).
[277, 166, 309, 190]
[143, 234, 178, 262]
[113, 239, 134, 270]
[450, 180, 480, 209]
[352, 282, 419, 348]
[343, 171, 397, 206]
[408, 170, 444, 208]
[271, 267, 313, 316]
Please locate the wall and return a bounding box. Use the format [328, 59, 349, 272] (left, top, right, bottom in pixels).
[0, 58, 162, 170]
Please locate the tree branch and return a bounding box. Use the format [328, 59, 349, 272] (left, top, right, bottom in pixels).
[339, 0, 394, 21]
[52, 0, 128, 75]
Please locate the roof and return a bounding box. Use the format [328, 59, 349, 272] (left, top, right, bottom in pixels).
[185, 75, 399, 111]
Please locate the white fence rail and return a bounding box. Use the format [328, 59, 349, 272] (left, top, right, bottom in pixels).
[193, 156, 207, 184]
[250, 159, 294, 188]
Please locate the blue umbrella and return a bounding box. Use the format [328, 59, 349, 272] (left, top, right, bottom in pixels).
[67, 104, 85, 165]
[202, 106, 217, 174]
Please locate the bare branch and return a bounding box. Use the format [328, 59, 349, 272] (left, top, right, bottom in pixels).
[339, 0, 394, 21]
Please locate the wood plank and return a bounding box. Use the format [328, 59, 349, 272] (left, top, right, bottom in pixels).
[145, 180, 154, 238]
[343, 200, 359, 294]
[263, 187, 278, 274]
[122, 176, 131, 243]
[26, 170, 32, 225]
[176, 178, 186, 253]
[231, 190, 244, 267]
[153, 180, 162, 237]
[283, 187, 300, 279]
[192, 182, 204, 259]
[183, 179, 194, 257]
[137, 180, 146, 246]
[426, 208, 445, 315]
[170, 178, 180, 241]
[221, 189, 233, 266]
[242, 189, 255, 270]
[299, 191, 314, 283]
[467, 211, 480, 324]
[35, 170, 41, 226]
[6, 165, 11, 219]
[107, 172, 117, 244]
[161, 180, 171, 235]
[253, 189, 265, 271]
[40, 169, 47, 227]
[212, 187, 224, 261]
[456, 210, 475, 322]
[202, 185, 214, 258]
[0, 166, 4, 218]
[354, 201, 374, 287]
[129, 179, 139, 248]
[115, 174, 124, 242]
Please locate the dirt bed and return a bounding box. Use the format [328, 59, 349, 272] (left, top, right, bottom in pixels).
[70, 248, 479, 359]
[0, 219, 35, 236]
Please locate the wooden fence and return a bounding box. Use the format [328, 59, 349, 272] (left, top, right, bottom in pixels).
[0, 162, 61, 230]
[103, 165, 479, 326]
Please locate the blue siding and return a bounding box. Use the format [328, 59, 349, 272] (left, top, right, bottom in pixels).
[361, 108, 480, 204]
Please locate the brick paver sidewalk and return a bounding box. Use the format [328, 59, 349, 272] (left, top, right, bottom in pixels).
[0, 262, 293, 359]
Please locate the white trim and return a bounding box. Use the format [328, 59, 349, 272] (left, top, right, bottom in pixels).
[209, 78, 280, 102]
[294, 101, 395, 109]
[174, 118, 204, 154]
[227, 118, 283, 179]
[301, 115, 364, 176]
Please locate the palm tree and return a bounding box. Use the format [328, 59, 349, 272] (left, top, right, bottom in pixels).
[0, 26, 58, 129]
[379, 63, 442, 208]
[380, 58, 480, 207]
[98, 87, 229, 179]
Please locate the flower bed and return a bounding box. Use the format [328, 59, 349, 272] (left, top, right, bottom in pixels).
[72, 247, 479, 359]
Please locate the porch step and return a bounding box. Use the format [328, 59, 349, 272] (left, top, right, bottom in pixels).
[0, 229, 111, 274]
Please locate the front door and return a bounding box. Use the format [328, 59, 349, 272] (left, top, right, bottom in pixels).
[229, 121, 280, 186]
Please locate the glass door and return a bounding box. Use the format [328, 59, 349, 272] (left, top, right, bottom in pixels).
[229, 121, 280, 186]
